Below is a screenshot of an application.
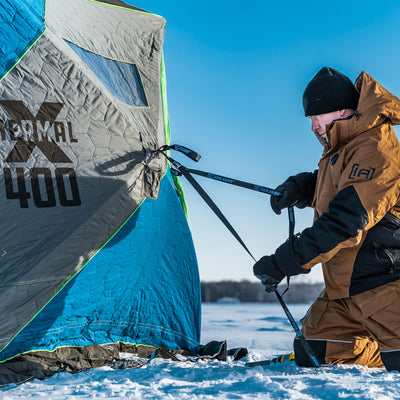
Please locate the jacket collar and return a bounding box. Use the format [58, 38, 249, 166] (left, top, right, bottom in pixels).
[319, 71, 400, 155]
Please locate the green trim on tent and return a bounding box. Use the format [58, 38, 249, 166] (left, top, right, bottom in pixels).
[1, 29, 47, 83]
[160, 52, 188, 216]
[160, 53, 171, 147]
[172, 174, 188, 217]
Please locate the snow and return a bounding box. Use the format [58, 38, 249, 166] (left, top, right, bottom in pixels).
[1, 303, 400, 399]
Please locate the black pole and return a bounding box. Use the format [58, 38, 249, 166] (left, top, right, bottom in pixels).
[274, 290, 320, 368]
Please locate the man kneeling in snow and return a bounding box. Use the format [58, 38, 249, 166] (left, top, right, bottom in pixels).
[254, 66, 400, 371]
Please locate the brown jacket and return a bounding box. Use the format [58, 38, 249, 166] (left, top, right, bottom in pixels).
[281, 72, 400, 300]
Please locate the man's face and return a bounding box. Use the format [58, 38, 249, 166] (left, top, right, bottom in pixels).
[308, 110, 342, 141]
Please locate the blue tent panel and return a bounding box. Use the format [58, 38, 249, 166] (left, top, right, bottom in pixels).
[0, 0, 45, 80]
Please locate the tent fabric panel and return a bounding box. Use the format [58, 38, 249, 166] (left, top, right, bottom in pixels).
[0, 0, 201, 367]
[0, 0, 166, 354]
[0, 170, 201, 361]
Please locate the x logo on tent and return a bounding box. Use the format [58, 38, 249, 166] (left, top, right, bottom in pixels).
[1, 100, 72, 163]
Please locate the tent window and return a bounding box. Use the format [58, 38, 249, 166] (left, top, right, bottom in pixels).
[66, 41, 148, 107]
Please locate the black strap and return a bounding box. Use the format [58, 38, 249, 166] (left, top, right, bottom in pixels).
[187, 168, 282, 197]
[282, 207, 296, 294]
[179, 165, 256, 262]
[288, 206, 295, 237]
[186, 168, 295, 237]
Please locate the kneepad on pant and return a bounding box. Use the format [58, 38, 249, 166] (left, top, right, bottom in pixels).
[293, 338, 326, 367]
[380, 351, 400, 372]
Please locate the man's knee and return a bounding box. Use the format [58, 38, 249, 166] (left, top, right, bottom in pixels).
[293, 338, 326, 367]
[381, 351, 400, 372]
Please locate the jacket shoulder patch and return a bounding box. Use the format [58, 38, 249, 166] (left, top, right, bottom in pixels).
[348, 163, 376, 180]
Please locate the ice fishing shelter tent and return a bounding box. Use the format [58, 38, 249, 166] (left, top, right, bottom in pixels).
[0, 0, 201, 383]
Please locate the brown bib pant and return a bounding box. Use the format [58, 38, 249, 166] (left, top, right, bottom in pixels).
[294, 281, 400, 371]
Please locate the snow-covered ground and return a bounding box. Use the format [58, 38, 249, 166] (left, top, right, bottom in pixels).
[1, 303, 400, 399]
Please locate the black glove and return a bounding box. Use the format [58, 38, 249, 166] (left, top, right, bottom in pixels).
[254, 238, 309, 292]
[253, 255, 285, 292]
[270, 180, 300, 215]
[270, 171, 317, 215]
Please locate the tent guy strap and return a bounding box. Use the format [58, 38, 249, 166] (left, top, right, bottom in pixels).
[156, 144, 295, 239]
[154, 144, 321, 369]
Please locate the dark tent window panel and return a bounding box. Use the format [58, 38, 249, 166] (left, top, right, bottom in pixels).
[66, 40, 148, 107]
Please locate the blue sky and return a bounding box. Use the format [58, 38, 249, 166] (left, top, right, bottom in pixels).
[130, 1, 400, 283]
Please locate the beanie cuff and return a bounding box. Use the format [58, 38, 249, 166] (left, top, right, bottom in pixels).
[302, 67, 359, 116]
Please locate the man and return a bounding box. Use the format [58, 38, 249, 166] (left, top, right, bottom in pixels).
[253, 67, 400, 371]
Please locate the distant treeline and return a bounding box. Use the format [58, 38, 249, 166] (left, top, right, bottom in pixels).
[201, 280, 324, 303]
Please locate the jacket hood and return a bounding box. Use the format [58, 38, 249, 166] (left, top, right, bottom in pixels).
[321, 71, 400, 153]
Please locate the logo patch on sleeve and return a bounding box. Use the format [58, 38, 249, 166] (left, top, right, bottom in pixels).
[348, 163, 376, 180]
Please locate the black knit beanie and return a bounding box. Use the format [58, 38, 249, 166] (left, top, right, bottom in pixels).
[302, 67, 359, 116]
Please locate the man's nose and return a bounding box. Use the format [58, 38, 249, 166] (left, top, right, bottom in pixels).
[311, 119, 320, 132]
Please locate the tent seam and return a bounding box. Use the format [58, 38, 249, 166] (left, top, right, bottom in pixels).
[0, 1, 47, 82]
